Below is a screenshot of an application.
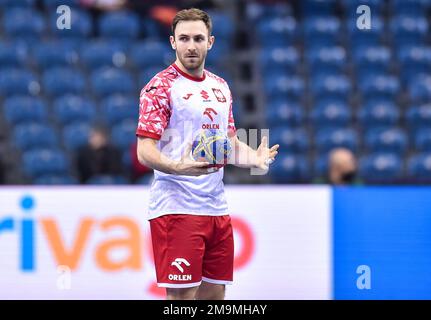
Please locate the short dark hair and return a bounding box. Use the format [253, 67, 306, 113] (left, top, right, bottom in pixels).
[172, 8, 212, 37]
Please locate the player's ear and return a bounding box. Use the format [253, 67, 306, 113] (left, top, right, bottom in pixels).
[170, 35, 176, 50]
[208, 35, 215, 50]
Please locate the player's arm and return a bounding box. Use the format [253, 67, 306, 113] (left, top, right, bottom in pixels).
[228, 135, 279, 170]
[137, 136, 214, 176]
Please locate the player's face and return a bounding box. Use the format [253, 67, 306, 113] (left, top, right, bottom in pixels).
[170, 20, 214, 71]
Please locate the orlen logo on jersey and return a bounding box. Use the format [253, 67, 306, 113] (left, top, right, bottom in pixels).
[169, 258, 192, 281]
[168, 274, 192, 281]
[203, 107, 217, 121]
[171, 258, 190, 273]
[202, 108, 220, 129]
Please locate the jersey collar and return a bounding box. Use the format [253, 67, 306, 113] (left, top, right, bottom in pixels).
[172, 63, 206, 82]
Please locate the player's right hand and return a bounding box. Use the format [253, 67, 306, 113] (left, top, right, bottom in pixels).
[171, 143, 217, 176]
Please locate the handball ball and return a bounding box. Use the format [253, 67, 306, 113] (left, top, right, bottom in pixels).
[192, 129, 232, 168]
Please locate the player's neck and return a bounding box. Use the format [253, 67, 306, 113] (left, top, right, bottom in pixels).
[174, 60, 205, 80]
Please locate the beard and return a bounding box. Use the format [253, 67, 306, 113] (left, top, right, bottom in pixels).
[178, 52, 206, 71]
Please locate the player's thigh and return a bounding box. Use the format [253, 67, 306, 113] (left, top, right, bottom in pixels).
[150, 214, 206, 287]
[196, 281, 225, 300]
[202, 215, 234, 283]
[166, 286, 200, 300]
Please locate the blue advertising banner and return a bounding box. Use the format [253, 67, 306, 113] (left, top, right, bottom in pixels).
[333, 187, 431, 299]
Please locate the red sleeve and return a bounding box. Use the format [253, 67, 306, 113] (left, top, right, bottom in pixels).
[227, 90, 236, 138]
[136, 78, 171, 140]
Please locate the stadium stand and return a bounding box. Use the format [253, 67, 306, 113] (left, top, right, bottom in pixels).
[1, 0, 431, 184]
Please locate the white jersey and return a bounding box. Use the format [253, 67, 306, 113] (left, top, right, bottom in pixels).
[136, 63, 236, 220]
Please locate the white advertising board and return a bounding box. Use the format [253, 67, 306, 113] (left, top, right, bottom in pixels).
[0, 186, 331, 299]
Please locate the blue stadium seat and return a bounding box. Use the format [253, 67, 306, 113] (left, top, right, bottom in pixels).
[359, 153, 403, 182]
[257, 17, 297, 47]
[266, 99, 304, 127]
[0, 68, 39, 96]
[397, 45, 431, 66]
[49, 9, 92, 39]
[358, 73, 400, 99]
[304, 17, 341, 46]
[353, 45, 391, 71]
[391, 15, 428, 45]
[81, 41, 128, 70]
[304, 16, 340, 36]
[13, 123, 58, 151]
[86, 175, 128, 185]
[204, 66, 233, 85]
[406, 103, 431, 129]
[397, 45, 431, 83]
[62, 122, 91, 151]
[0, 42, 28, 67]
[34, 174, 78, 185]
[23, 148, 68, 178]
[43, 67, 85, 97]
[111, 120, 136, 152]
[130, 41, 172, 70]
[391, 0, 430, 15]
[3, 8, 45, 39]
[206, 39, 230, 67]
[313, 153, 330, 178]
[270, 127, 309, 153]
[346, 16, 383, 51]
[104, 95, 137, 125]
[0, 0, 36, 7]
[414, 128, 431, 151]
[53, 95, 97, 125]
[99, 11, 140, 40]
[304, 37, 338, 49]
[140, 18, 166, 40]
[307, 46, 346, 73]
[407, 153, 431, 181]
[365, 127, 408, 154]
[309, 64, 345, 81]
[139, 67, 166, 87]
[270, 153, 310, 183]
[408, 75, 431, 102]
[4, 96, 47, 125]
[264, 74, 305, 98]
[358, 99, 400, 128]
[209, 11, 234, 40]
[315, 128, 358, 152]
[259, 47, 300, 73]
[310, 99, 352, 127]
[355, 67, 391, 84]
[247, 1, 291, 22]
[91, 68, 134, 97]
[34, 41, 79, 69]
[310, 74, 352, 98]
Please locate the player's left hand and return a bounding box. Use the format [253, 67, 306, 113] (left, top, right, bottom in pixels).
[256, 136, 279, 170]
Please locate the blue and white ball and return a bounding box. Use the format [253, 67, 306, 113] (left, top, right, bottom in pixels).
[192, 129, 232, 168]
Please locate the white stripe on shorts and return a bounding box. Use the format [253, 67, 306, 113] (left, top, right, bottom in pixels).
[202, 277, 233, 285]
[157, 281, 202, 288]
